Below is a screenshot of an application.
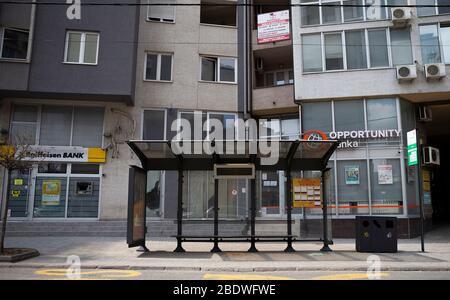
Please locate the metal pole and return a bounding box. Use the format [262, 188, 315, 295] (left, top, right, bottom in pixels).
[284, 170, 295, 252]
[211, 178, 221, 252]
[416, 130, 425, 252]
[174, 169, 185, 252]
[321, 168, 332, 252]
[248, 177, 257, 252]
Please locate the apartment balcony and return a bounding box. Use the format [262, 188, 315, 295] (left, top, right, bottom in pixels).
[252, 84, 296, 115]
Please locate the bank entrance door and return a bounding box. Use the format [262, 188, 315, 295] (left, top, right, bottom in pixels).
[218, 179, 247, 219]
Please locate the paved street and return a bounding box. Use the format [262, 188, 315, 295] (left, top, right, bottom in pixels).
[1, 226, 450, 279]
[1, 268, 450, 280]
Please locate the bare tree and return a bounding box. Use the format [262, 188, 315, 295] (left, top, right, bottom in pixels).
[0, 136, 34, 254]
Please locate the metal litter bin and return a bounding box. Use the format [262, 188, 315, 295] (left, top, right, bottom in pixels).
[356, 216, 397, 253]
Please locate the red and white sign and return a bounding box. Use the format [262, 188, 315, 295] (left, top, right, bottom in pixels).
[257, 10, 290, 44]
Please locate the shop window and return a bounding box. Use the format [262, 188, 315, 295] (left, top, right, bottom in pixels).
[10, 105, 38, 145]
[370, 159, 403, 215]
[0, 27, 29, 60]
[147, 0, 175, 22]
[67, 178, 99, 218]
[334, 100, 365, 131]
[7, 169, 30, 218]
[143, 109, 166, 140]
[302, 101, 333, 134]
[200, 0, 236, 27]
[39, 105, 72, 146]
[33, 177, 67, 218]
[72, 107, 104, 147]
[337, 160, 369, 215]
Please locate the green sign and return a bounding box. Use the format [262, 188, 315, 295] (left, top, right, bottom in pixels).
[407, 130, 418, 166]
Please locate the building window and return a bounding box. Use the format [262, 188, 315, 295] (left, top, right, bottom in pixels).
[366, 98, 398, 130]
[440, 24, 450, 64]
[418, 0, 450, 16]
[390, 27, 413, 66]
[0, 27, 29, 60]
[324, 33, 344, 70]
[302, 34, 322, 72]
[259, 116, 300, 140]
[420, 24, 441, 64]
[200, 56, 236, 83]
[334, 99, 365, 131]
[145, 53, 173, 81]
[10, 105, 38, 145]
[147, 0, 175, 22]
[262, 69, 294, 87]
[302, 27, 412, 72]
[345, 30, 367, 70]
[368, 28, 389, 67]
[10, 104, 104, 147]
[302, 101, 333, 134]
[143, 109, 166, 140]
[300, 0, 407, 26]
[200, 0, 236, 26]
[64, 31, 99, 65]
[343, 0, 364, 23]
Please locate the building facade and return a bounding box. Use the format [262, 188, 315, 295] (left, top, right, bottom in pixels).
[1, 0, 449, 238]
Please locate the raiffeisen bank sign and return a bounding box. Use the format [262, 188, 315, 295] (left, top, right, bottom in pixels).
[303, 129, 402, 148]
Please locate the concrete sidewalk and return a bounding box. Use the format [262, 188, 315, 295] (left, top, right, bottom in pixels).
[1, 226, 450, 272]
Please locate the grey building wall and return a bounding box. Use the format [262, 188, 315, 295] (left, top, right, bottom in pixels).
[0, 0, 140, 104]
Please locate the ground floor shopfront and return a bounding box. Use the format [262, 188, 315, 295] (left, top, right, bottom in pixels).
[0, 98, 438, 238]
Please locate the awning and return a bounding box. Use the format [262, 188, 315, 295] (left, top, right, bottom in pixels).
[127, 140, 339, 171]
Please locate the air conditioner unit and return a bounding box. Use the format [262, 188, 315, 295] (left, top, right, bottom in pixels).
[256, 57, 264, 73]
[418, 106, 433, 122]
[424, 63, 446, 80]
[396, 65, 417, 82]
[390, 7, 412, 27]
[423, 146, 440, 166]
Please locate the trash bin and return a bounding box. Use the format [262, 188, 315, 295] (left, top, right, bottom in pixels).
[356, 216, 397, 253]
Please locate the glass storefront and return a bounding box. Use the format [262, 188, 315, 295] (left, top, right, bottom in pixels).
[8, 163, 102, 219]
[301, 97, 412, 217]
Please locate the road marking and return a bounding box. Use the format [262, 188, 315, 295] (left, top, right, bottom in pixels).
[310, 273, 390, 280]
[34, 269, 141, 280]
[203, 274, 294, 280]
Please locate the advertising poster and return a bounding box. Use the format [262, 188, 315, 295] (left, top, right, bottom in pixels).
[378, 165, 393, 185]
[42, 180, 61, 206]
[345, 165, 360, 185]
[292, 178, 321, 208]
[257, 10, 290, 44]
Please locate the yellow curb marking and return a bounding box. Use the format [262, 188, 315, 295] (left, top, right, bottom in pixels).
[203, 274, 294, 280]
[34, 269, 141, 279]
[310, 273, 390, 280]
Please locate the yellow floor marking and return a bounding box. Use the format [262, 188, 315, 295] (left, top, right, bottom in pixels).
[203, 274, 294, 280]
[34, 269, 141, 279]
[310, 273, 390, 280]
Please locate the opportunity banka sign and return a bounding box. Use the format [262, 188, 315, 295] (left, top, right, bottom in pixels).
[303, 129, 402, 148]
[257, 10, 290, 44]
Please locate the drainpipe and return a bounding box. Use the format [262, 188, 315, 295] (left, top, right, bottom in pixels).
[26, 0, 37, 62]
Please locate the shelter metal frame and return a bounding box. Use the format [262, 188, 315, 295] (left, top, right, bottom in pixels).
[127, 139, 339, 253]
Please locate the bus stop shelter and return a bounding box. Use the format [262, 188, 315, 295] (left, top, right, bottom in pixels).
[126, 140, 339, 253]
